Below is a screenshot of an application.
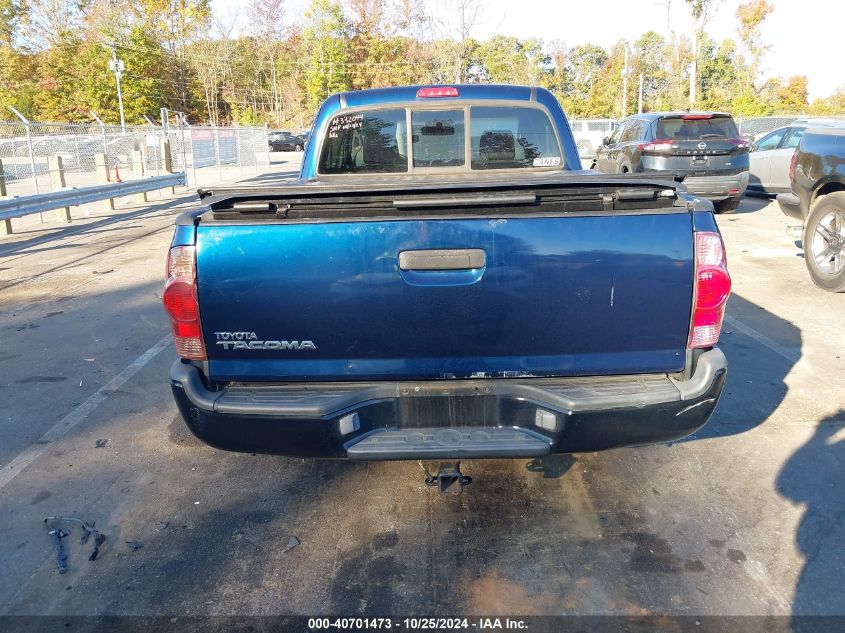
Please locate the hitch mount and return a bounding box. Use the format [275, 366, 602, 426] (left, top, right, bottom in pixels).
[421, 461, 472, 495]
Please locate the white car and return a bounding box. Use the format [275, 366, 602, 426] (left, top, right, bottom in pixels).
[748, 119, 842, 195]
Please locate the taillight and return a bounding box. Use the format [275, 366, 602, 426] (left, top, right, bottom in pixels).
[727, 137, 750, 153]
[416, 86, 459, 98]
[638, 139, 678, 155]
[162, 245, 206, 360]
[689, 232, 731, 349]
[789, 151, 798, 182]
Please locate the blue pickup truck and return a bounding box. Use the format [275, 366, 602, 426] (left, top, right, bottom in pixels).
[164, 85, 730, 492]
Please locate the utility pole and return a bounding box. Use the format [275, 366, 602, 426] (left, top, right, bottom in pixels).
[621, 46, 629, 119]
[689, 60, 696, 106]
[108, 46, 126, 131]
[638, 73, 644, 113]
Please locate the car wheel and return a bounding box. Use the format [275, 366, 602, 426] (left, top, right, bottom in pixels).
[268, 144, 274, 152]
[802, 192, 845, 292]
[714, 198, 741, 214]
[295, 144, 303, 152]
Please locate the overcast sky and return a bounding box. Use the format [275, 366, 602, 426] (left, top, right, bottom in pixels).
[212, 0, 839, 101]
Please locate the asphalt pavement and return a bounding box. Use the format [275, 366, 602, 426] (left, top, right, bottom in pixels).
[0, 162, 843, 622]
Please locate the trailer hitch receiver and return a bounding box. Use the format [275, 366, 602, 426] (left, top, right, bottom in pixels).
[421, 461, 472, 495]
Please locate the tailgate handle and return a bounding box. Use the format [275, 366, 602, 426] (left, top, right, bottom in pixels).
[399, 249, 486, 271]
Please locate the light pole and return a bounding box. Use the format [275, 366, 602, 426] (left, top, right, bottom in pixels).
[638, 73, 644, 114]
[108, 47, 126, 131]
[621, 46, 630, 119]
[689, 61, 696, 106]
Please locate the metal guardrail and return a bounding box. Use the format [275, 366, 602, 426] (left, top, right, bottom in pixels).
[0, 172, 185, 222]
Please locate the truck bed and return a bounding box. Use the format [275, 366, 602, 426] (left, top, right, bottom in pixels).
[181, 174, 696, 383]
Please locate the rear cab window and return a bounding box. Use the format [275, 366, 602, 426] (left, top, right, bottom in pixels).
[319, 109, 408, 174]
[470, 106, 561, 169]
[412, 110, 465, 168]
[318, 104, 562, 174]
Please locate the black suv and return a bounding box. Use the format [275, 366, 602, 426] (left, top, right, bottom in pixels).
[592, 112, 750, 213]
[777, 123, 845, 292]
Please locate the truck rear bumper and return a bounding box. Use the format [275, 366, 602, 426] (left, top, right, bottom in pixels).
[681, 173, 749, 201]
[171, 349, 727, 460]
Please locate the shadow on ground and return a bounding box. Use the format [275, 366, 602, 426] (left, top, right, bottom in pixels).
[0, 195, 196, 259]
[684, 292, 799, 441]
[778, 409, 845, 625]
[738, 193, 777, 214]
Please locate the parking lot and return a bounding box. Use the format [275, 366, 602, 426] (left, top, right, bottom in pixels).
[0, 156, 843, 623]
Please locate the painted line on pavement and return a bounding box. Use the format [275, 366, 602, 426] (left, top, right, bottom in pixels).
[0, 334, 172, 490]
[724, 315, 801, 365]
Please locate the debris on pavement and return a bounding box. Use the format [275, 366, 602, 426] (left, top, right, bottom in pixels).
[87, 534, 106, 561]
[283, 536, 300, 553]
[94, 439, 108, 448]
[43, 516, 106, 573]
[47, 527, 68, 574]
[125, 541, 143, 551]
[156, 522, 169, 531]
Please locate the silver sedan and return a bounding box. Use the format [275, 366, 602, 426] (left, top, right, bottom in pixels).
[747, 125, 806, 195]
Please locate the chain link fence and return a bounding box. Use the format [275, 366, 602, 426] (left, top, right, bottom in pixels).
[734, 116, 802, 139]
[0, 119, 271, 201]
[734, 115, 845, 139]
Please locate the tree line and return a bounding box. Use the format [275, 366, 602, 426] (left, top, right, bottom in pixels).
[0, 0, 842, 128]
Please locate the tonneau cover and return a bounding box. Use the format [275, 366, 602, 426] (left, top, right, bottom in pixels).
[196, 170, 685, 209]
